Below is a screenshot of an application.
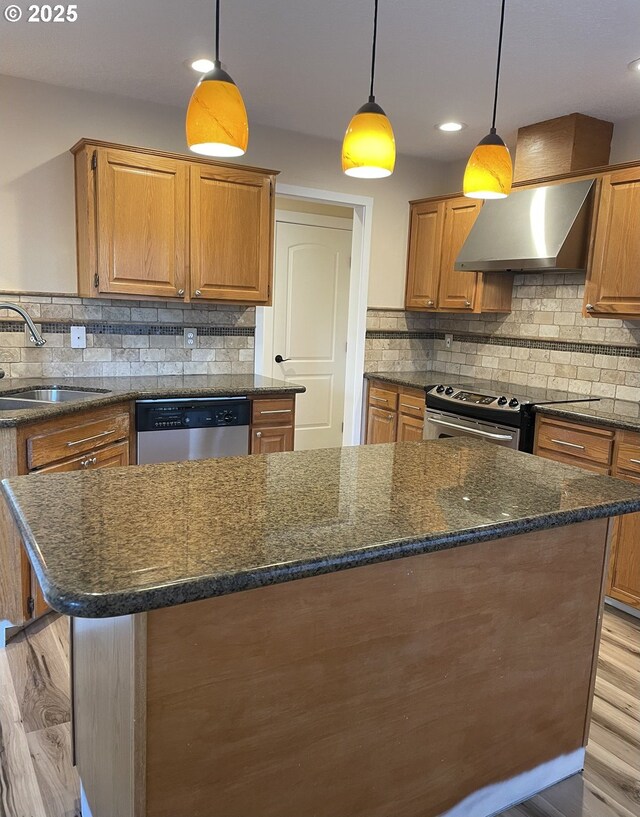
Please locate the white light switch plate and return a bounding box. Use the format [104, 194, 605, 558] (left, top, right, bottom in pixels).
[71, 326, 87, 349]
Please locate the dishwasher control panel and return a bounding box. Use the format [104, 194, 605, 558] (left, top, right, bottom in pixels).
[136, 398, 251, 432]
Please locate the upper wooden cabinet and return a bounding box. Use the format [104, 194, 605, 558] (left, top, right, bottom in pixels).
[72, 139, 278, 305]
[190, 163, 272, 302]
[583, 167, 640, 317]
[405, 195, 513, 313]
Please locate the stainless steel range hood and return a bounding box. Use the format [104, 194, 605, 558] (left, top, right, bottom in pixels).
[455, 178, 595, 273]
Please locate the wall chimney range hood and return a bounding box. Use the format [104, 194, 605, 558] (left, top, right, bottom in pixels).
[455, 178, 594, 273]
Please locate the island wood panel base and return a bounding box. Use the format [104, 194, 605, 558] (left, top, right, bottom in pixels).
[74, 518, 611, 817]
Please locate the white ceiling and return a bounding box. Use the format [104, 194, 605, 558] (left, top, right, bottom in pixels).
[2, 0, 640, 161]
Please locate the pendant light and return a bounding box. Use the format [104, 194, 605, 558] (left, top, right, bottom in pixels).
[342, 0, 396, 178]
[186, 0, 248, 158]
[463, 0, 512, 199]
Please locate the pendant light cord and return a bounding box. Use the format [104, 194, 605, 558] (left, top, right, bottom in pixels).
[369, 0, 379, 102]
[215, 0, 220, 64]
[490, 0, 506, 132]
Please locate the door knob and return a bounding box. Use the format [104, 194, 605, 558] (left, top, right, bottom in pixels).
[275, 354, 291, 363]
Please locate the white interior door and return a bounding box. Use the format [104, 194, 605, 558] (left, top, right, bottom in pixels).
[271, 219, 352, 450]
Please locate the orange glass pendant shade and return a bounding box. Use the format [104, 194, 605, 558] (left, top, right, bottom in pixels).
[186, 61, 248, 157]
[342, 99, 396, 178]
[463, 129, 512, 199]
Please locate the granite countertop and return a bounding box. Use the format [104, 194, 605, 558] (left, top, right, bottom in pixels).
[0, 375, 305, 427]
[534, 399, 640, 433]
[3, 437, 640, 618]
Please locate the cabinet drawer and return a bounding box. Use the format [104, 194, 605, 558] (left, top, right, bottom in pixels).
[614, 434, 640, 477]
[252, 398, 295, 426]
[535, 448, 611, 475]
[36, 441, 130, 473]
[27, 413, 130, 470]
[398, 390, 425, 418]
[535, 419, 613, 466]
[368, 386, 398, 412]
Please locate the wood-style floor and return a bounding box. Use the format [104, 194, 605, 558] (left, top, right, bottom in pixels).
[0, 607, 637, 817]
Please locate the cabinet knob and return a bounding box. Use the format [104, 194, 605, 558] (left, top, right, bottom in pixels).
[256, 431, 262, 438]
[388, 414, 393, 420]
[177, 288, 185, 297]
[585, 303, 594, 312]
[464, 300, 472, 308]
[427, 300, 435, 307]
[194, 290, 202, 297]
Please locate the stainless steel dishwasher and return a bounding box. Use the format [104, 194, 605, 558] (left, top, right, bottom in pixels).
[135, 398, 251, 464]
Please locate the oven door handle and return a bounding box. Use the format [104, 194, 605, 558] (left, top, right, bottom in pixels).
[426, 417, 515, 441]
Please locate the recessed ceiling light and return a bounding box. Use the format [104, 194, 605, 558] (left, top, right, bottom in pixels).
[436, 122, 466, 132]
[189, 58, 215, 73]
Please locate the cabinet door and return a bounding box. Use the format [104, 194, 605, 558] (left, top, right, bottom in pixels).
[36, 441, 130, 473]
[405, 201, 444, 310]
[366, 407, 397, 445]
[190, 164, 273, 303]
[609, 510, 640, 610]
[397, 413, 424, 442]
[96, 148, 188, 298]
[437, 197, 482, 311]
[251, 426, 294, 454]
[585, 169, 640, 316]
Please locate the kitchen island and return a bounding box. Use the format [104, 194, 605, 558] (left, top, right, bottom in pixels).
[3, 438, 640, 817]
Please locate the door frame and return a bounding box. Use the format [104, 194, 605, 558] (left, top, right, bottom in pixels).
[255, 183, 373, 447]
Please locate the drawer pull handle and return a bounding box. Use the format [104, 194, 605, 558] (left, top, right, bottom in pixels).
[401, 403, 421, 410]
[370, 396, 388, 403]
[629, 458, 640, 465]
[550, 438, 585, 450]
[259, 409, 291, 415]
[67, 430, 116, 447]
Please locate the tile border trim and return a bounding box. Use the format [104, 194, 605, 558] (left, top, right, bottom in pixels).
[366, 329, 640, 358]
[0, 321, 255, 337]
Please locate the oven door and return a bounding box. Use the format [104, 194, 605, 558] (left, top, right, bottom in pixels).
[424, 409, 520, 450]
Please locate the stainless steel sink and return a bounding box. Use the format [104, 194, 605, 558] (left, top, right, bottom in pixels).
[6, 388, 107, 402]
[0, 397, 52, 410]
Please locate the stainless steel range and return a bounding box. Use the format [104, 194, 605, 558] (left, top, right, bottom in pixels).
[424, 383, 598, 452]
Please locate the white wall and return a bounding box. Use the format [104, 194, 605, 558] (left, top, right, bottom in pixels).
[609, 113, 640, 164]
[0, 74, 448, 308]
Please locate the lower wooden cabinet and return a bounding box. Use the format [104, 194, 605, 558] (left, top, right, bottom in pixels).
[367, 406, 398, 445]
[17, 404, 132, 621]
[251, 426, 294, 454]
[534, 415, 640, 611]
[398, 413, 424, 442]
[365, 379, 425, 444]
[250, 396, 295, 454]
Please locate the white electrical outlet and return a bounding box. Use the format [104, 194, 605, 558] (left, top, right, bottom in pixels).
[445, 333, 453, 349]
[71, 326, 87, 349]
[184, 327, 197, 349]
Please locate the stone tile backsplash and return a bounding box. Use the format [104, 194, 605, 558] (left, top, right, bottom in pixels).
[366, 272, 640, 405]
[0, 294, 255, 378]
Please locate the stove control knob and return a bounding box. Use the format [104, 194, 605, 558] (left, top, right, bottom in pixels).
[497, 396, 508, 405]
[445, 386, 454, 395]
[222, 412, 235, 424]
[435, 385, 445, 393]
[183, 416, 191, 426]
[508, 398, 519, 408]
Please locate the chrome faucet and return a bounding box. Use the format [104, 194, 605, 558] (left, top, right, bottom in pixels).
[0, 302, 46, 347]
